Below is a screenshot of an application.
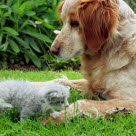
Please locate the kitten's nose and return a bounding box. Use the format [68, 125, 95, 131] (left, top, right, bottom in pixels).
[66, 102, 69, 108]
[66, 105, 69, 108]
[50, 46, 60, 55]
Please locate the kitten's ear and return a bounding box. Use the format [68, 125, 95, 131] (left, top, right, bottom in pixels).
[46, 91, 58, 98]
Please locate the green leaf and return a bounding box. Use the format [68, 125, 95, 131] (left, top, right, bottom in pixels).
[28, 20, 36, 28]
[29, 38, 41, 53]
[20, 20, 29, 31]
[25, 11, 36, 16]
[0, 5, 9, 9]
[9, 39, 20, 53]
[2, 27, 19, 36]
[0, 33, 3, 45]
[0, 41, 9, 51]
[52, 0, 57, 7]
[13, 36, 30, 49]
[27, 50, 41, 68]
[20, 1, 34, 10]
[22, 30, 52, 43]
[43, 21, 54, 29]
[3, 10, 11, 17]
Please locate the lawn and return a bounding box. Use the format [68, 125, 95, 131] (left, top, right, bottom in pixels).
[0, 70, 136, 136]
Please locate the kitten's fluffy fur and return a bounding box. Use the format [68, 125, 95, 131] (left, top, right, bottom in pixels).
[0, 80, 70, 121]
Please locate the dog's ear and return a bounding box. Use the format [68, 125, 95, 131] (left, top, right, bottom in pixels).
[77, 0, 118, 52]
[58, 1, 64, 14]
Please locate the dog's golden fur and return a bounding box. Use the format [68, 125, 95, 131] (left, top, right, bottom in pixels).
[42, 0, 136, 124]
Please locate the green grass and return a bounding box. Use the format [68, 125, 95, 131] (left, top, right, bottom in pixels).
[0, 70, 136, 136]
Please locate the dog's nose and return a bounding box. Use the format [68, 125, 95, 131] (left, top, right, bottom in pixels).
[50, 46, 60, 55]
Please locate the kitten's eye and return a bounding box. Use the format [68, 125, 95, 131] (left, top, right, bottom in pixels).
[60, 101, 64, 104]
[70, 21, 79, 27]
[56, 101, 64, 105]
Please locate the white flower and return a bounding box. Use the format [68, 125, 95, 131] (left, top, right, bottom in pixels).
[53, 30, 61, 34]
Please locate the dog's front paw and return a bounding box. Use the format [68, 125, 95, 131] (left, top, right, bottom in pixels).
[40, 116, 62, 125]
[105, 107, 132, 114]
[52, 79, 68, 84]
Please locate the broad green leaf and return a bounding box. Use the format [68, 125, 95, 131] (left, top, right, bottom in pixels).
[43, 21, 54, 29]
[0, 41, 9, 51]
[28, 20, 36, 28]
[22, 30, 52, 43]
[3, 10, 11, 17]
[20, 1, 34, 11]
[13, 36, 30, 49]
[32, 0, 46, 7]
[25, 11, 36, 16]
[20, 20, 29, 31]
[29, 38, 41, 53]
[12, 4, 24, 16]
[52, 0, 57, 7]
[27, 50, 41, 68]
[0, 5, 9, 9]
[2, 27, 18, 36]
[9, 39, 20, 53]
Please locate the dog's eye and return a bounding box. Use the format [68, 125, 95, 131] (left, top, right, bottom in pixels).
[70, 21, 79, 27]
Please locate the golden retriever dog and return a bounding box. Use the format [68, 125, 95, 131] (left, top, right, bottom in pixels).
[42, 0, 136, 124]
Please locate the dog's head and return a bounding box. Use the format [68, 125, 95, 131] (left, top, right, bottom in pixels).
[50, 0, 119, 59]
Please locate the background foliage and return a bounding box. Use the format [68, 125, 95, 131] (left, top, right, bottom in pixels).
[0, 0, 135, 70]
[125, 0, 136, 11]
[0, 0, 79, 70]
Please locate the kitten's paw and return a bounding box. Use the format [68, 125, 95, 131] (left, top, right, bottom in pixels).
[5, 104, 13, 108]
[40, 116, 62, 125]
[50, 112, 60, 118]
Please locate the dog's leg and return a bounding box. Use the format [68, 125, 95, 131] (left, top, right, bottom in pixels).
[40, 99, 136, 125]
[52, 79, 89, 92]
[31, 79, 89, 92]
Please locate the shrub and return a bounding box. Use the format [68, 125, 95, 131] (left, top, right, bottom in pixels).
[125, 0, 136, 12]
[0, 0, 64, 69]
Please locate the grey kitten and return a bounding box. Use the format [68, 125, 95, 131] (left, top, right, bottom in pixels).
[0, 80, 70, 121]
